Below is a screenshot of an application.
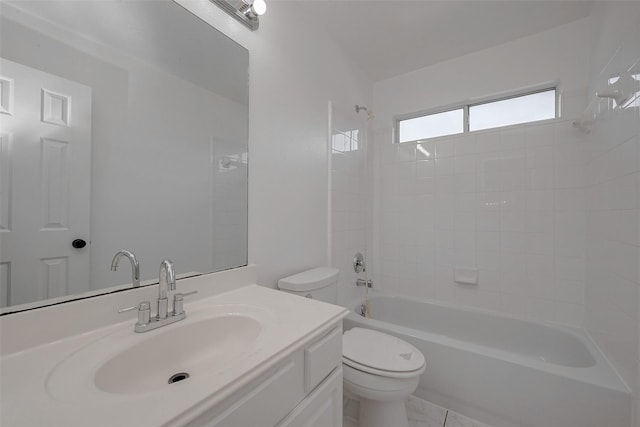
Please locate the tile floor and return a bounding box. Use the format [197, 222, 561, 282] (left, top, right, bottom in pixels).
[343, 395, 493, 427]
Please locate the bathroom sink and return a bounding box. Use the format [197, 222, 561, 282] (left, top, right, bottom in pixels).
[94, 315, 262, 394]
[46, 303, 273, 402]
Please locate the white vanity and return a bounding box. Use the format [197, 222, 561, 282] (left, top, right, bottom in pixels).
[0, 266, 347, 427]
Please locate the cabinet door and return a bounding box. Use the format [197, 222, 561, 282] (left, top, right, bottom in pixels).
[187, 354, 305, 427]
[278, 368, 342, 427]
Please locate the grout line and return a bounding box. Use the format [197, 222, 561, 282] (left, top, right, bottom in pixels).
[443, 409, 449, 427]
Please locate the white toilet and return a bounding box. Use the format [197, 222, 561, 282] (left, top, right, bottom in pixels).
[278, 267, 426, 427]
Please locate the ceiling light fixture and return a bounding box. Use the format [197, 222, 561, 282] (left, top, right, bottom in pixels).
[211, 0, 266, 31]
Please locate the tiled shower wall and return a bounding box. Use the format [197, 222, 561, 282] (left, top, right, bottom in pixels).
[330, 105, 373, 306]
[375, 118, 587, 326]
[583, 5, 640, 423]
[212, 146, 248, 273]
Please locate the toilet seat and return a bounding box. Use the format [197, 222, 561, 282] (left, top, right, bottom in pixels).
[342, 357, 425, 379]
[342, 328, 426, 379]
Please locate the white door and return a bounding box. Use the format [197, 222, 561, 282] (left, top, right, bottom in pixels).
[0, 58, 92, 308]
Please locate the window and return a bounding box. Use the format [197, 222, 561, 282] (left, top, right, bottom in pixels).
[398, 108, 464, 143]
[469, 89, 556, 131]
[395, 87, 557, 143]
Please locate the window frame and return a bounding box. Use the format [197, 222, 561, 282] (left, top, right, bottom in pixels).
[394, 84, 559, 144]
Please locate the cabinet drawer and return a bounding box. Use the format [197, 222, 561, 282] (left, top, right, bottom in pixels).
[304, 326, 342, 393]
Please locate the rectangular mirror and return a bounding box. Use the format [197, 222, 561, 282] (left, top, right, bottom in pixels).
[0, 0, 249, 313]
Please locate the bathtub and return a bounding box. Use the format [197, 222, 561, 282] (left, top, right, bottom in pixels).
[343, 294, 631, 427]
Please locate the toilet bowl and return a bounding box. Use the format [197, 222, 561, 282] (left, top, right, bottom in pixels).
[277, 268, 426, 427]
[342, 327, 425, 427]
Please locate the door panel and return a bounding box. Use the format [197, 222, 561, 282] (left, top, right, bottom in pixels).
[0, 58, 92, 307]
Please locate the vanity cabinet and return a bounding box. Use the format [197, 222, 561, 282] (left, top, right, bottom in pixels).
[277, 369, 342, 427]
[188, 325, 343, 427]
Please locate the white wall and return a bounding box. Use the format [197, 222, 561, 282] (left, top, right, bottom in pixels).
[582, 3, 640, 425]
[176, 1, 373, 287]
[370, 18, 591, 324]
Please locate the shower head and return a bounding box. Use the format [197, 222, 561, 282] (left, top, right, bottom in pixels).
[355, 105, 375, 120]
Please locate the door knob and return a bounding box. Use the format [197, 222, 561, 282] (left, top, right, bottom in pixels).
[72, 239, 87, 249]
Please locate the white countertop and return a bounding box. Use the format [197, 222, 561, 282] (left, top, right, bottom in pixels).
[0, 279, 347, 427]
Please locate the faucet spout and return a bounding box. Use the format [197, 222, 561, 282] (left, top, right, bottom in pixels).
[110, 250, 140, 287]
[156, 260, 176, 319]
[158, 259, 176, 299]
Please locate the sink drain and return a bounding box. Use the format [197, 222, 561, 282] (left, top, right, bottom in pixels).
[168, 372, 190, 384]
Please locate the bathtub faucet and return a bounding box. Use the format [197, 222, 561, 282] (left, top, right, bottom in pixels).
[356, 278, 373, 288]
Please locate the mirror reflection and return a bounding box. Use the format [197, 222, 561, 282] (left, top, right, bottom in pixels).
[0, 1, 249, 313]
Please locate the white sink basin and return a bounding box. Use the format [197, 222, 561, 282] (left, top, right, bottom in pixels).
[46, 303, 274, 402]
[95, 315, 261, 394]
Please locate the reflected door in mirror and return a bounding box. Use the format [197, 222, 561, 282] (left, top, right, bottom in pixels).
[0, 58, 92, 307]
[0, 0, 248, 313]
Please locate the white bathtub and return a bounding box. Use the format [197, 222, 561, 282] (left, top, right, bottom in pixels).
[343, 294, 631, 427]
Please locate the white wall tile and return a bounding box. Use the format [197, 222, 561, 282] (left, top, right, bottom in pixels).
[555, 301, 585, 326]
[398, 142, 417, 162]
[500, 127, 526, 151]
[500, 169, 527, 191]
[477, 171, 502, 192]
[501, 148, 526, 171]
[417, 141, 435, 161]
[455, 193, 477, 212]
[436, 175, 456, 195]
[436, 157, 455, 176]
[555, 165, 585, 189]
[436, 138, 456, 158]
[454, 134, 476, 156]
[455, 154, 477, 174]
[417, 160, 435, 177]
[525, 123, 554, 148]
[526, 146, 554, 170]
[476, 132, 502, 153]
[527, 167, 555, 190]
[377, 119, 587, 327]
[555, 188, 585, 211]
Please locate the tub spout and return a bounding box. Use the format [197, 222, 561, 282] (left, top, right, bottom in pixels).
[356, 278, 373, 288]
[359, 303, 368, 317]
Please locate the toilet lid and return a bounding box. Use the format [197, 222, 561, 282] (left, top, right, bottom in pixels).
[342, 328, 425, 374]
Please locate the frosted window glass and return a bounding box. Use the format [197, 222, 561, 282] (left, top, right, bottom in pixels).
[398, 109, 463, 143]
[469, 90, 556, 132]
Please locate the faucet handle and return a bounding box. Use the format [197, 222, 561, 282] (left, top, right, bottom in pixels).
[118, 301, 151, 326]
[172, 291, 197, 316]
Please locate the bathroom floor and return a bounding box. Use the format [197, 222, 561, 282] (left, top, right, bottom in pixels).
[343, 395, 493, 427]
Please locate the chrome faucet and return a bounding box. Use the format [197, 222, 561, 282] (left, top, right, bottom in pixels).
[110, 250, 140, 287]
[118, 259, 196, 333]
[356, 278, 373, 288]
[157, 259, 176, 320]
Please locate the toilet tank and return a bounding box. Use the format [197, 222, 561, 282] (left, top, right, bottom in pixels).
[277, 267, 339, 304]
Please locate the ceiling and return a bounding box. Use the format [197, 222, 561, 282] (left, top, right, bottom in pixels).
[289, 1, 594, 82]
